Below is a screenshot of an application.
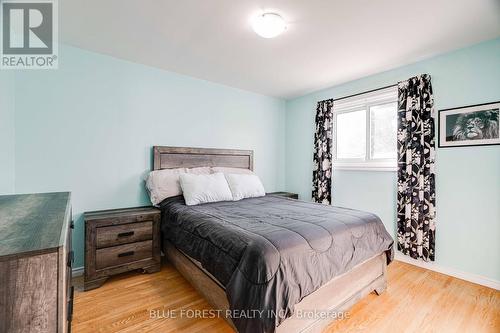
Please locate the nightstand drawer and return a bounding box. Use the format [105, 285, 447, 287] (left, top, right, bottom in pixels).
[96, 240, 152, 269]
[96, 221, 152, 248]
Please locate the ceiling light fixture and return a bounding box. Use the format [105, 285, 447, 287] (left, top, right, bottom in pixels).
[251, 12, 287, 38]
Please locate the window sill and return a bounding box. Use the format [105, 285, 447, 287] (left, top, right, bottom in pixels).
[333, 164, 397, 172]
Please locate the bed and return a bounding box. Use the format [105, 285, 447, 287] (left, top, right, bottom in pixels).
[153, 146, 394, 333]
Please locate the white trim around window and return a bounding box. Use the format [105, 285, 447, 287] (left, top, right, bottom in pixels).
[333, 161, 397, 171]
[332, 86, 398, 172]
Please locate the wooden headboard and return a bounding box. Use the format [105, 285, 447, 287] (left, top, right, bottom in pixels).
[152, 146, 254, 171]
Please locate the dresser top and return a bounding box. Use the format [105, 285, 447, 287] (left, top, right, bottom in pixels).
[0, 192, 71, 259]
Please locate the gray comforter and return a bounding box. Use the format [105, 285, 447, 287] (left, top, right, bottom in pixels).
[160, 195, 393, 333]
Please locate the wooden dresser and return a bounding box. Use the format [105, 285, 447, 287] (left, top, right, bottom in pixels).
[0, 192, 73, 333]
[84, 206, 161, 291]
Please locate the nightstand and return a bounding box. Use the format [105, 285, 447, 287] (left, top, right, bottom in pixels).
[267, 191, 299, 199]
[84, 206, 161, 291]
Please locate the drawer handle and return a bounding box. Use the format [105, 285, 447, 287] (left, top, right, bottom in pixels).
[117, 231, 134, 238]
[118, 251, 135, 258]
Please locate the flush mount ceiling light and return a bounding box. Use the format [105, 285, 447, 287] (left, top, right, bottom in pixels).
[251, 12, 287, 38]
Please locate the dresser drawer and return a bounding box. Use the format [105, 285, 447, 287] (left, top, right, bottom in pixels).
[96, 221, 152, 248]
[96, 240, 153, 269]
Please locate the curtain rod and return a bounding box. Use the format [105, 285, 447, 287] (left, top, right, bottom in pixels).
[323, 83, 398, 103]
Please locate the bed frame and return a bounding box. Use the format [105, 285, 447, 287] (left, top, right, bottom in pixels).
[153, 146, 387, 333]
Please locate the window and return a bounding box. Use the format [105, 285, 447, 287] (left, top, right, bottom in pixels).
[333, 87, 398, 171]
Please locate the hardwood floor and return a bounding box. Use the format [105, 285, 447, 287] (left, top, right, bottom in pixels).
[72, 261, 500, 333]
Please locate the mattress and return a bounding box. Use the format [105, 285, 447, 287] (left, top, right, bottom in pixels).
[160, 194, 394, 333]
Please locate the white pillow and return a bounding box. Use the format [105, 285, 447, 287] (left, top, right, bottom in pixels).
[146, 167, 212, 205]
[179, 172, 233, 206]
[225, 174, 266, 201]
[211, 167, 254, 175]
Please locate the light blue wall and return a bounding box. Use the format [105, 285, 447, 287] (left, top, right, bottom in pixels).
[285, 38, 500, 281]
[12, 46, 286, 268]
[0, 71, 16, 194]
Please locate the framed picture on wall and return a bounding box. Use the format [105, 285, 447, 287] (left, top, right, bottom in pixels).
[438, 101, 500, 148]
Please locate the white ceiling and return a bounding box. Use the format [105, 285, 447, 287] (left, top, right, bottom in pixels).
[60, 0, 500, 99]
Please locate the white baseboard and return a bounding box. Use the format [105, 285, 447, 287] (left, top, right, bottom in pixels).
[72, 266, 84, 277]
[394, 252, 499, 291]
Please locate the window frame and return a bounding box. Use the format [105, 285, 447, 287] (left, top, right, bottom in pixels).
[332, 88, 398, 172]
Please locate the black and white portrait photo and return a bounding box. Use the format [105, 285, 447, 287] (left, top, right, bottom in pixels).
[439, 102, 500, 148]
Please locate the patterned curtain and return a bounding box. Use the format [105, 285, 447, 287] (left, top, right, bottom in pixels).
[397, 74, 436, 261]
[312, 99, 334, 204]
